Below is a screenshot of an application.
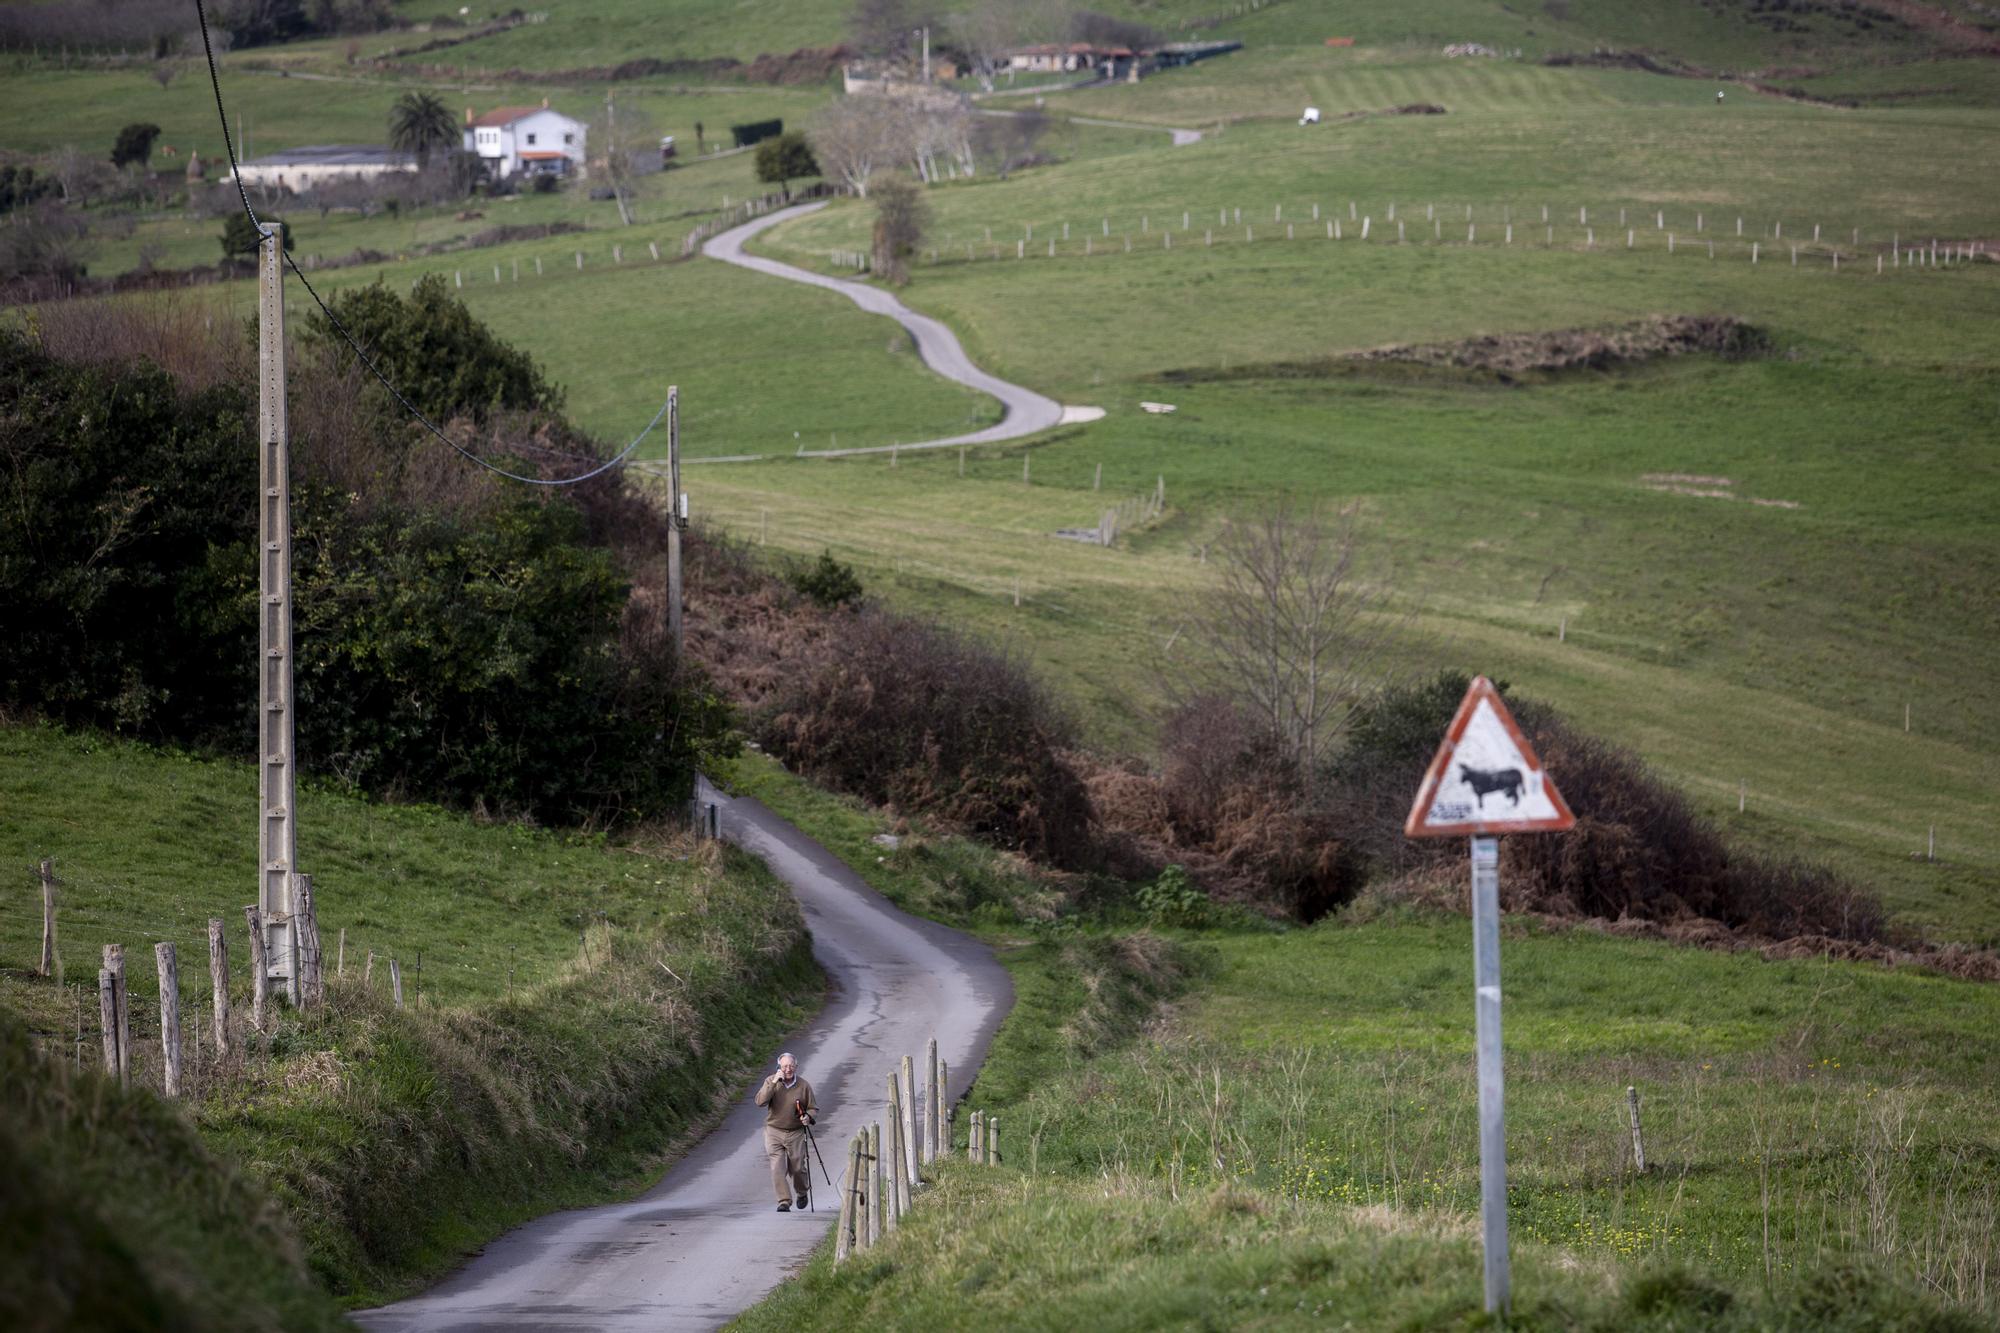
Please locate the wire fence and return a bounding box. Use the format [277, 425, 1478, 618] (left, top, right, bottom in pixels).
[908, 200, 1990, 275]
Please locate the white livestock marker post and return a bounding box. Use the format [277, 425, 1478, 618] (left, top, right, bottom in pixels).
[1403, 676, 1575, 1318]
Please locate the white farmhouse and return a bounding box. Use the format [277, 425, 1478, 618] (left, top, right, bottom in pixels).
[463, 101, 587, 179]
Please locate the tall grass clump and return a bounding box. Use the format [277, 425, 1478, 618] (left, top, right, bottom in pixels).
[0, 1008, 347, 1331]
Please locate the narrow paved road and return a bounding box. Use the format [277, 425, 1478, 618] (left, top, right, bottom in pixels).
[701, 202, 1065, 457]
[352, 780, 1013, 1331]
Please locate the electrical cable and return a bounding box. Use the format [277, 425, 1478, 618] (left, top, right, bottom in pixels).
[193, 0, 669, 488]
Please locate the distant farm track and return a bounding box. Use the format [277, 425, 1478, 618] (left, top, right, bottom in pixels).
[700, 201, 1065, 457]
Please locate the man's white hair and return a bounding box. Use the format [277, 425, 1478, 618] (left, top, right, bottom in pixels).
[779, 1052, 797, 1064]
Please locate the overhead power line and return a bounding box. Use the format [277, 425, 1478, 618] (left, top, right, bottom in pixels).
[193, 0, 669, 487]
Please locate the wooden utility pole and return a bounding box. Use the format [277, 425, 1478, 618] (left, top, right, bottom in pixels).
[666, 386, 684, 655]
[257, 224, 300, 1003]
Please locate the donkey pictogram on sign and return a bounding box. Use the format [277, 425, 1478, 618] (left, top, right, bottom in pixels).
[1404, 677, 1575, 838]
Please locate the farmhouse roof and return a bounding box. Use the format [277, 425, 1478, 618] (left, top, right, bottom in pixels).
[236, 145, 414, 167]
[467, 101, 558, 128]
[1008, 41, 1134, 56]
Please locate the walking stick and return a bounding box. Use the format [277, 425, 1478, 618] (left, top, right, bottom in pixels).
[798, 1102, 835, 1211]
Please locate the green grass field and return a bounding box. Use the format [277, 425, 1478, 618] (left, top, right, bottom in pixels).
[730, 750, 2000, 1327]
[0, 723, 817, 1307]
[653, 60, 2000, 943]
[16, 40, 1997, 945]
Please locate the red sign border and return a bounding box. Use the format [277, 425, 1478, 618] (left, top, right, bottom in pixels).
[1403, 676, 1577, 838]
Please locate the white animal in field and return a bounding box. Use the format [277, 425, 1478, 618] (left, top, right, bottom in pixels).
[1717, 90, 1725, 102]
[1300, 106, 1321, 125]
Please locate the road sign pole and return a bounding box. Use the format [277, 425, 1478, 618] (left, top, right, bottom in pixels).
[1470, 834, 1509, 1315]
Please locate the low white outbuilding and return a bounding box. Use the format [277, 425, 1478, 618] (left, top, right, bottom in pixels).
[229, 145, 417, 192]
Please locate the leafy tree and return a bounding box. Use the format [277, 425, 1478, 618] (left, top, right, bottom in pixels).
[0, 320, 729, 825]
[110, 123, 162, 170]
[220, 211, 291, 260]
[753, 131, 821, 199]
[306, 272, 562, 424]
[387, 90, 457, 170]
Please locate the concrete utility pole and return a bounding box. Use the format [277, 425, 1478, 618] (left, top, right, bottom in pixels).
[257, 224, 299, 1000]
[667, 386, 684, 654]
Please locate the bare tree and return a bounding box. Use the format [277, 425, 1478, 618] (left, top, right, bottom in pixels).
[869, 173, 930, 284]
[1184, 501, 1406, 788]
[811, 96, 902, 198]
[945, 3, 1018, 93]
[592, 90, 658, 226]
[895, 94, 972, 183]
[973, 108, 1049, 179]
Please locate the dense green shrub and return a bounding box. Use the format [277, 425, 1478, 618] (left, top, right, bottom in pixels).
[0, 330, 255, 735]
[305, 272, 562, 425]
[0, 313, 728, 826]
[788, 549, 863, 608]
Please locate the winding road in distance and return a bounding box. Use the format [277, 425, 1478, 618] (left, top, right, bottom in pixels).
[699, 201, 1069, 457]
[352, 779, 1013, 1331]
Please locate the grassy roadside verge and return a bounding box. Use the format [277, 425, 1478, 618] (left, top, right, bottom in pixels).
[719, 753, 2000, 1327]
[1, 724, 820, 1315]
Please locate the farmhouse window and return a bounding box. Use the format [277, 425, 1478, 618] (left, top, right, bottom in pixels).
[527, 133, 537, 145]
[564, 133, 574, 144]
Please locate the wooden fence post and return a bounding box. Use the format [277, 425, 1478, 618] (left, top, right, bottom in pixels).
[880, 1110, 899, 1232]
[989, 1116, 1000, 1166]
[867, 1122, 882, 1245]
[1627, 1085, 1646, 1173]
[923, 1036, 938, 1164]
[835, 1134, 859, 1262]
[900, 1054, 918, 1183]
[389, 958, 404, 1007]
[208, 919, 229, 1056]
[243, 906, 268, 1032]
[336, 927, 346, 978]
[155, 942, 181, 1097]
[98, 967, 119, 1077]
[103, 943, 130, 1086]
[38, 859, 56, 978]
[938, 1057, 949, 1154]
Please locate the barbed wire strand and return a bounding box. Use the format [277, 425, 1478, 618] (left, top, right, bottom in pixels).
[193, 0, 668, 488]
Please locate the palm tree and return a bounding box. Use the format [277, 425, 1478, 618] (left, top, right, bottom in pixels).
[388, 91, 456, 171]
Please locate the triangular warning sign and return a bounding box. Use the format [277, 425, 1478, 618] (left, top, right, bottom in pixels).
[1404, 677, 1576, 838]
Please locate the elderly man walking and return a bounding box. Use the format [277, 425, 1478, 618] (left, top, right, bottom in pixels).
[755, 1052, 818, 1211]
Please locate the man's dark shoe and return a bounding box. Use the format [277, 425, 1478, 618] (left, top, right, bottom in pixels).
[776, 1201, 790, 1212]
[796, 1194, 810, 1209]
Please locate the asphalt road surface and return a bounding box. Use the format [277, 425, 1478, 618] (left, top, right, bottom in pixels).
[352, 778, 1013, 1331]
[701, 202, 1065, 456]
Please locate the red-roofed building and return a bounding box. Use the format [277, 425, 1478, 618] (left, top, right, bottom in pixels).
[462, 99, 587, 179]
